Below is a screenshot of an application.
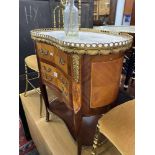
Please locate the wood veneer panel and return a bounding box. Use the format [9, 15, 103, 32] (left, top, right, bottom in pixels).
[90, 57, 123, 108]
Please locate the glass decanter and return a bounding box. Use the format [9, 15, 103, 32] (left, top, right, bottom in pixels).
[64, 0, 79, 38]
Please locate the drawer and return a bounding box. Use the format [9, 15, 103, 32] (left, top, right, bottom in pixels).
[41, 63, 58, 87]
[37, 42, 55, 62]
[37, 42, 69, 74]
[40, 62, 70, 101]
[57, 70, 70, 99]
[42, 73, 58, 87]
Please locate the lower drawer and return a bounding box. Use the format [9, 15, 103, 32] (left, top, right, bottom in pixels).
[40, 62, 70, 102]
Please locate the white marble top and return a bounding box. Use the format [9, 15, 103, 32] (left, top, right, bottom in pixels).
[94, 26, 135, 34]
[31, 28, 133, 55]
[39, 30, 129, 44]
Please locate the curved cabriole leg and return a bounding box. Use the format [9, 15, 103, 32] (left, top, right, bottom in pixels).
[39, 93, 43, 118]
[91, 124, 100, 155]
[77, 135, 82, 155]
[24, 63, 29, 97]
[74, 112, 82, 155]
[40, 84, 50, 122]
[46, 108, 49, 122]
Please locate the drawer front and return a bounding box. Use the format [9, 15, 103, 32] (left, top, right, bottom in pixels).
[37, 42, 68, 74]
[37, 42, 55, 62]
[57, 69, 70, 98]
[41, 63, 58, 86]
[40, 62, 70, 101]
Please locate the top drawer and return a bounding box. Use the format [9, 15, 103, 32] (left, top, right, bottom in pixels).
[37, 42, 55, 62]
[36, 42, 69, 74]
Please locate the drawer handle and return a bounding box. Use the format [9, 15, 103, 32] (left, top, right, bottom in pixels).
[45, 74, 53, 81]
[50, 52, 54, 56]
[40, 49, 49, 55]
[40, 49, 44, 54]
[59, 57, 65, 65]
[44, 50, 49, 55]
[53, 72, 58, 78]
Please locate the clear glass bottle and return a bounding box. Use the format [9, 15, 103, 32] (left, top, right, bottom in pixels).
[64, 0, 79, 38]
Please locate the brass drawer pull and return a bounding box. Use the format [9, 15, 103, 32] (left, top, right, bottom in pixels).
[40, 49, 44, 54]
[44, 74, 53, 81]
[59, 57, 65, 65]
[40, 49, 49, 55]
[53, 72, 58, 78]
[44, 50, 49, 55]
[50, 52, 54, 56]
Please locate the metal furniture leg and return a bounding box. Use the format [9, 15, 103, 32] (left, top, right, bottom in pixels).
[91, 124, 100, 155]
[24, 62, 43, 119]
[124, 50, 135, 90]
[24, 63, 29, 97]
[131, 70, 135, 84]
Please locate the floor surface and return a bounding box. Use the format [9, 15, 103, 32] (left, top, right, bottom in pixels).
[19, 74, 134, 155]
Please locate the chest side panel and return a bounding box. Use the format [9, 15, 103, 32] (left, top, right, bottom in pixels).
[90, 56, 123, 108]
